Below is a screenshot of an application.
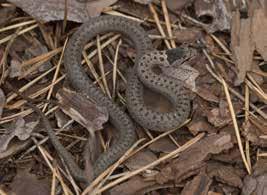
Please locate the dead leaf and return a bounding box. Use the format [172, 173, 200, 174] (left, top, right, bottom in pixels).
[251, 5, 267, 61]
[181, 171, 212, 195]
[0, 6, 16, 27]
[117, 0, 150, 19]
[149, 137, 177, 153]
[207, 107, 231, 128]
[125, 150, 157, 171]
[194, 0, 231, 33]
[207, 162, 243, 188]
[0, 139, 31, 160]
[54, 110, 71, 129]
[173, 28, 203, 43]
[208, 192, 223, 195]
[0, 88, 5, 119]
[156, 132, 233, 184]
[9, 37, 52, 79]
[132, 0, 153, 5]
[9, 169, 50, 195]
[109, 176, 156, 195]
[56, 88, 108, 132]
[231, 11, 254, 85]
[196, 85, 220, 103]
[243, 119, 267, 147]
[242, 160, 267, 195]
[187, 118, 215, 135]
[7, 0, 117, 22]
[165, 0, 194, 11]
[0, 117, 38, 152]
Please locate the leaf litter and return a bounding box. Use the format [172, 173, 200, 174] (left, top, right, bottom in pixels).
[0, 0, 266, 194]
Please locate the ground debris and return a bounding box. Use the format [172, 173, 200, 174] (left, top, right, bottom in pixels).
[242, 160, 267, 195]
[0, 117, 38, 153]
[7, 0, 117, 22]
[207, 162, 243, 188]
[181, 171, 212, 195]
[156, 132, 233, 184]
[56, 88, 108, 132]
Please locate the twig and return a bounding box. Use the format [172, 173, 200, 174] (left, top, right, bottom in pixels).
[42, 38, 68, 112]
[149, 3, 171, 49]
[97, 35, 112, 98]
[221, 78, 251, 174]
[89, 133, 204, 194]
[161, 0, 176, 48]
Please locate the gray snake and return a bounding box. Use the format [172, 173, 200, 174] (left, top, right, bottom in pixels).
[55, 15, 191, 184]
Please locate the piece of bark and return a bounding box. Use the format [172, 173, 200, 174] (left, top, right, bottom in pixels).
[251, 2, 267, 61]
[242, 160, 267, 195]
[8, 0, 117, 22]
[194, 0, 231, 33]
[109, 176, 156, 195]
[0, 88, 5, 119]
[56, 88, 108, 132]
[231, 11, 254, 85]
[181, 171, 212, 195]
[0, 117, 38, 152]
[165, 0, 194, 11]
[207, 162, 243, 188]
[156, 132, 233, 184]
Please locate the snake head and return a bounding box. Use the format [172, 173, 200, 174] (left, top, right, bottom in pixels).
[166, 46, 198, 66]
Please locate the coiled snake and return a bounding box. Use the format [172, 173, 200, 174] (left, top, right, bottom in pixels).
[51, 16, 192, 184]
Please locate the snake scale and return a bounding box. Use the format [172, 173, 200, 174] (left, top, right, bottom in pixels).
[51, 15, 191, 184]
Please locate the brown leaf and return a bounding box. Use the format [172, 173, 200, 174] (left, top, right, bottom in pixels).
[165, 0, 194, 11]
[173, 28, 203, 43]
[56, 88, 108, 132]
[0, 88, 5, 119]
[7, 0, 117, 22]
[194, 0, 231, 33]
[181, 171, 212, 195]
[231, 11, 254, 85]
[149, 137, 177, 153]
[208, 192, 223, 195]
[117, 0, 150, 19]
[9, 37, 52, 79]
[0, 117, 38, 152]
[242, 160, 267, 195]
[252, 6, 267, 61]
[125, 150, 157, 171]
[132, 0, 153, 5]
[243, 119, 267, 147]
[0, 6, 16, 27]
[9, 169, 50, 195]
[54, 110, 71, 129]
[187, 118, 215, 135]
[196, 85, 220, 103]
[206, 107, 231, 128]
[207, 162, 243, 188]
[109, 176, 156, 195]
[156, 132, 233, 184]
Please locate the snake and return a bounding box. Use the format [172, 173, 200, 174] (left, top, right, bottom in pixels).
[53, 15, 191, 184]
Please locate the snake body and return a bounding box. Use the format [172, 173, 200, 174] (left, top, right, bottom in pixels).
[61, 16, 190, 183]
[127, 48, 191, 131]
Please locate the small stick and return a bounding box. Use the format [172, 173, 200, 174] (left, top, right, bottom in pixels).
[222, 78, 251, 174]
[0, 24, 38, 45]
[97, 35, 112, 98]
[161, 0, 176, 48]
[149, 3, 171, 49]
[112, 39, 122, 98]
[42, 38, 68, 112]
[89, 133, 204, 194]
